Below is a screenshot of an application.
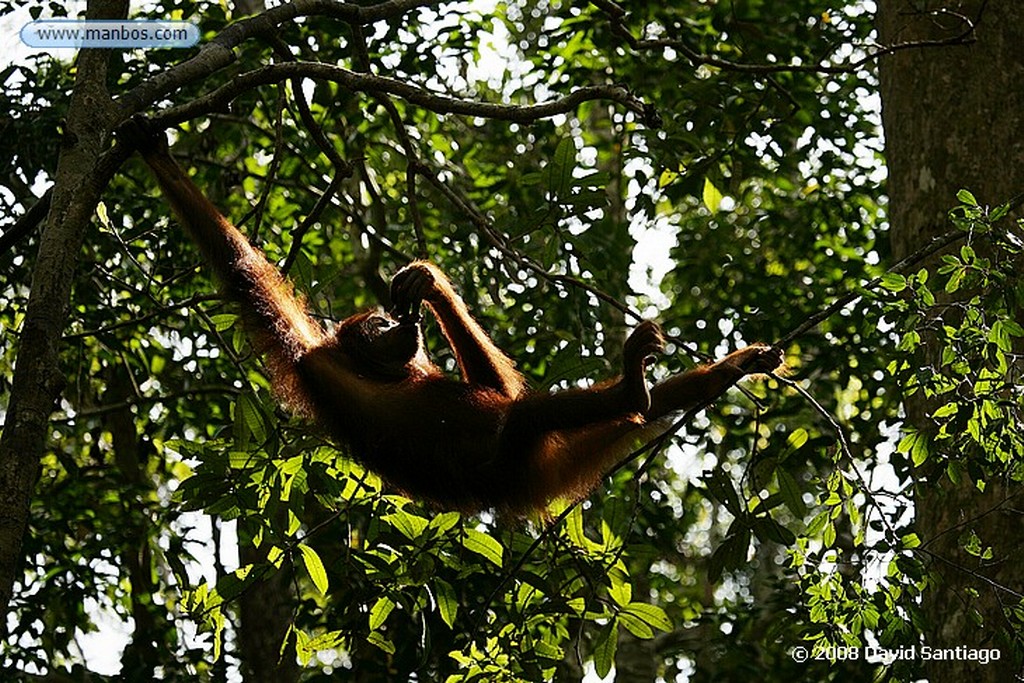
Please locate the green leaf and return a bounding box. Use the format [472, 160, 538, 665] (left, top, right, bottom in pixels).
[806, 510, 829, 536]
[593, 621, 618, 678]
[702, 470, 742, 515]
[709, 529, 750, 582]
[957, 189, 978, 206]
[210, 606, 225, 661]
[607, 573, 632, 607]
[777, 468, 807, 517]
[988, 320, 1013, 352]
[534, 639, 564, 660]
[210, 313, 238, 331]
[435, 579, 458, 629]
[566, 597, 586, 615]
[1003, 320, 1024, 337]
[702, 177, 724, 213]
[369, 595, 395, 630]
[462, 528, 503, 567]
[758, 517, 797, 545]
[293, 627, 312, 666]
[566, 505, 600, 552]
[897, 429, 930, 467]
[786, 427, 810, 451]
[233, 392, 268, 445]
[299, 544, 329, 595]
[967, 413, 982, 443]
[823, 521, 837, 547]
[306, 629, 345, 652]
[622, 602, 672, 633]
[901, 533, 921, 549]
[879, 273, 907, 292]
[946, 460, 964, 485]
[279, 454, 304, 475]
[990, 200, 1011, 221]
[382, 509, 428, 541]
[945, 267, 966, 293]
[546, 137, 576, 197]
[367, 631, 395, 654]
[618, 611, 654, 639]
[428, 511, 460, 536]
[659, 167, 680, 188]
[601, 496, 629, 549]
[228, 451, 257, 469]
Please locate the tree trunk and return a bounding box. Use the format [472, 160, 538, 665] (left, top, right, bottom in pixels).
[104, 369, 163, 677]
[877, 2, 1024, 681]
[237, 543, 301, 683]
[0, 0, 128, 625]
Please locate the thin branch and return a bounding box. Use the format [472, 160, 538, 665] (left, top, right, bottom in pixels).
[776, 223, 968, 348]
[266, 37, 356, 274]
[243, 86, 288, 241]
[919, 545, 1024, 601]
[351, 23, 429, 256]
[64, 294, 216, 340]
[54, 386, 241, 421]
[775, 373, 899, 541]
[413, 166, 653, 329]
[590, 0, 984, 76]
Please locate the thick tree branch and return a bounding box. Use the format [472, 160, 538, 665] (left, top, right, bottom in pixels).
[151, 61, 654, 127]
[0, 191, 52, 258]
[116, 0, 445, 115]
[2, 139, 133, 256]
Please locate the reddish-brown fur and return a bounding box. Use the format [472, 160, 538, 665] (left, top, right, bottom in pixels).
[121, 119, 783, 515]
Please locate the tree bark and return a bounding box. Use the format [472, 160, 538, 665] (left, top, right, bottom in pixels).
[0, 0, 128, 625]
[877, 2, 1024, 681]
[237, 544, 301, 683]
[103, 369, 163, 678]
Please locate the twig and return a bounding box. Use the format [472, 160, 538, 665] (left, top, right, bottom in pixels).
[776, 223, 968, 348]
[589, 0, 984, 76]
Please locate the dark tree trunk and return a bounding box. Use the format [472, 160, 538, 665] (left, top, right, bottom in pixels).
[877, 2, 1024, 681]
[237, 543, 301, 683]
[0, 0, 128, 626]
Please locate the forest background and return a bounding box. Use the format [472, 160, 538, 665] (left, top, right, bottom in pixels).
[1, 0, 1022, 681]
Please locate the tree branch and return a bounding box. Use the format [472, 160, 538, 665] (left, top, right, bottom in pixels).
[116, 0, 446, 115]
[0, 191, 52, 259]
[589, 0, 984, 76]
[776, 223, 968, 348]
[151, 61, 654, 128]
